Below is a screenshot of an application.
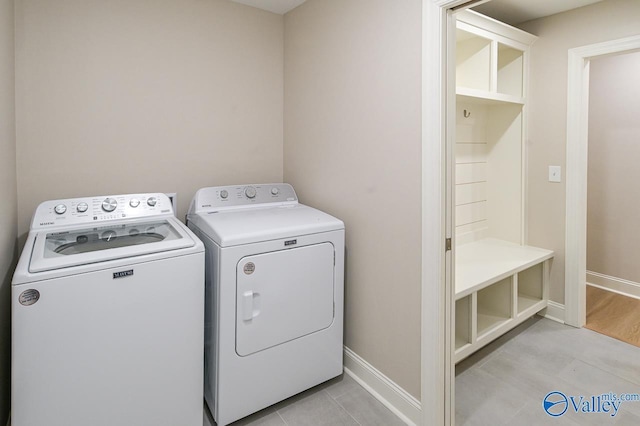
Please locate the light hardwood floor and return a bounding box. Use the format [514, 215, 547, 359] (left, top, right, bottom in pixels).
[585, 285, 640, 348]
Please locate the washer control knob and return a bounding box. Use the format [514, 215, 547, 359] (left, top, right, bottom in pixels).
[147, 197, 157, 207]
[244, 186, 257, 199]
[102, 198, 117, 212]
[129, 198, 140, 208]
[54, 204, 67, 215]
[76, 202, 88, 213]
[220, 190, 229, 199]
[270, 187, 279, 196]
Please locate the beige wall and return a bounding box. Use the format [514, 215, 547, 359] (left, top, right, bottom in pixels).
[284, 0, 422, 398]
[519, 0, 640, 304]
[13, 0, 424, 405]
[0, 0, 17, 422]
[587, 51, 640, 283]
[15, 0, 284, 237]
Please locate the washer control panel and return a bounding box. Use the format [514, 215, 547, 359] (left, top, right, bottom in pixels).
[193, 184, 298, 212]
[32, 193, 174, 230]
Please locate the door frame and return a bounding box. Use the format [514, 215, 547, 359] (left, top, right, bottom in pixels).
[421, 1, 477, 424]
[564, 35, 640, 328]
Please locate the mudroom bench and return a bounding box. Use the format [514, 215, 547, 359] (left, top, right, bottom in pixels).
[454, 238, 554, 363]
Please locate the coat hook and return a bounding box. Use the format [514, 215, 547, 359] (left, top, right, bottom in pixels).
[463, 109, 471, 118]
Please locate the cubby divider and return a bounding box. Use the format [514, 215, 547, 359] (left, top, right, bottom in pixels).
[455, 296, 472, 351]
[517, 262, 546, 315]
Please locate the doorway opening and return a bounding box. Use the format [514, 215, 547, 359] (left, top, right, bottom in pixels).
[574, 49, 640, 347]
[563, 35, 640, 328]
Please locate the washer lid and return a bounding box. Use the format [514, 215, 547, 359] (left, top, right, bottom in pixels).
[28, 217, 196, 273]
[188, 204, 344, 247]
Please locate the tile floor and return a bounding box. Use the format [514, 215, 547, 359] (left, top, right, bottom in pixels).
[456, 316, 640, 425]
[203, 316, 640, 426]
[202, 373, 406, 426]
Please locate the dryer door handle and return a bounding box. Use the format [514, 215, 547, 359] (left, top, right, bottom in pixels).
[242, 291, 255, 321]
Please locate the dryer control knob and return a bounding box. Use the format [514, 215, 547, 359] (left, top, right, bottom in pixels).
[54, 204, 67, 215]
[101, 230, 117, 241]
[244, 186, 257, 199]
[76, 202, 88, 213]
[102, 198, 117, 212]
[220, 190, 229, 199]
[270, 187, 279, 196]
[147, 197, 157, 207]
[129, 198, 140, 208]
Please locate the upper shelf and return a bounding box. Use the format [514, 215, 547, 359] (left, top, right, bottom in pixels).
[456, 87, 524, 105]
[456, 11, 536, 103]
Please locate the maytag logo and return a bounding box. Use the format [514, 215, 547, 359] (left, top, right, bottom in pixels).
[284, 239, 297, 246]
[39, 222, 55, 226]
[113, 269, 134, 279]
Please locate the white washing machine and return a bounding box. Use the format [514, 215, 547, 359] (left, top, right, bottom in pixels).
[187, 184, 345, 426]
[12, 193, 205, 426]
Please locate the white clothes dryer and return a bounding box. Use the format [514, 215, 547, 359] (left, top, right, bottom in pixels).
[12, 193, 204, 426]
[187, 184, 344, 426]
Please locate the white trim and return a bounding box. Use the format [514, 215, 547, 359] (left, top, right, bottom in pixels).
[564, 35, 640, 328]
[587, 272, 640, 301]
[422, 1, 463, 425]
[541, 300, 565, 324]
[343, 347, 421, 426]
[456, 10, 537, 47]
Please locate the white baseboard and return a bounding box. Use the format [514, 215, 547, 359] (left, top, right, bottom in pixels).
[541, 300, 565, 323]
[587, 271, 640, 300]
[343, 346, 421, 426]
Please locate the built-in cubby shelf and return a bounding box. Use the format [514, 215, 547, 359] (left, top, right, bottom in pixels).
[455, 28, 492, 92]
[456, 11, 534, 102]
[477, 277, 512, 337]
[454, 239, 553, 363]
[454, 11, 554, 364]
[498, 43, 524, 98]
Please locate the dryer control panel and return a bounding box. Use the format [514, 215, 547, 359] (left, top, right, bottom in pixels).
[31, 193, 175, 230]
[191, 184, 298, 213]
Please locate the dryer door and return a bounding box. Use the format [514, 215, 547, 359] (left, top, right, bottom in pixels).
[236, 242, 334, 356]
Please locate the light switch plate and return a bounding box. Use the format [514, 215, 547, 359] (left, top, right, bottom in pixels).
[549, 166, 561, 183]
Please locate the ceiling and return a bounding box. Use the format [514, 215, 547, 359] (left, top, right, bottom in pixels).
[231, 0, 605, 22]
[472, 0, 604, 25]
[230, 0, 306, 15]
